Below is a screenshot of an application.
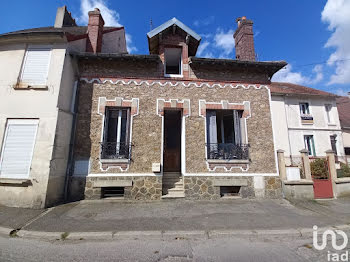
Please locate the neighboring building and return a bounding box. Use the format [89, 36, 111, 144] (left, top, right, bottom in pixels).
[270, 82, 346, 165]
[0, 6, 127, 208]
[336, 93, 350, 165]
[70, 14, 286, 201]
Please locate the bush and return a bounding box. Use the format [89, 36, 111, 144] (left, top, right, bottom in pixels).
[310, 158, 328, 179]
[337, 163, 350, 178]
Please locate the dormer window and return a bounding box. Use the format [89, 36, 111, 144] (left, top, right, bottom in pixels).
[164, 48, 182, 77]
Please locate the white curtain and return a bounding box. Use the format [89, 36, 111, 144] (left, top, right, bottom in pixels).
[233, 110, 242, 145]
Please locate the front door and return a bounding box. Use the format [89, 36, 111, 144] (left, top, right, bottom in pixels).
[163, 110, 182, 172]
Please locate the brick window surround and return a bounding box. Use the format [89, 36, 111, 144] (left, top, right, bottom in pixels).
[98, 97, 139, 171]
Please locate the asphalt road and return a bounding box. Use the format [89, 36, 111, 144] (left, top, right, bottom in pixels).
[0, 234, 344, 262]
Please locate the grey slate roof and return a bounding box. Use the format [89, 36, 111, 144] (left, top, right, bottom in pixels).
[147, 17, 201, 41]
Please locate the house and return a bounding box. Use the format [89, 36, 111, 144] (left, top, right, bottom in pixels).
[69, 13, 287, 201]
[270, 82, 346, 167]
[336, 93, 350, 165]
[0, 6, 127, 208]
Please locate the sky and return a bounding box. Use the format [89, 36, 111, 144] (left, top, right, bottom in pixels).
[1, 0, 349, 95]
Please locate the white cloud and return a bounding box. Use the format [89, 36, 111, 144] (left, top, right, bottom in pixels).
[193, 16, 215, 27]
[197, 41, 209, 57]
[272, 64, 324, 85]
[78, 0, 137, 53]
[334, 88, 349, 96]
[214, 29, 235, 57]
[322, 0, 350, 84]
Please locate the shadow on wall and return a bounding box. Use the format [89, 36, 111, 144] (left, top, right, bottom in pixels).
[67, 81, 93, 201]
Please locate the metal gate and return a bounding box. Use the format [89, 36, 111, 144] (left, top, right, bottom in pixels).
[310, 157, 333, 199]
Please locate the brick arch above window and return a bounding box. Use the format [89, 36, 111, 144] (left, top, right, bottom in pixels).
[199, 100, 251, 119]
[156, 99, 190, 117]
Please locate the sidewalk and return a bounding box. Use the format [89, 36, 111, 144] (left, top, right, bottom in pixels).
[1, 198, 350, 240]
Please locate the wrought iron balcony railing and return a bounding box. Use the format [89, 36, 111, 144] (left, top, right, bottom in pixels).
[100, 142, 132, 160]
[206, 143, 249, 160]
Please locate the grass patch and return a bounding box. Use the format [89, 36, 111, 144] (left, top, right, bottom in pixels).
[61, 232, 69, 240]
[9, 229, 19, 238]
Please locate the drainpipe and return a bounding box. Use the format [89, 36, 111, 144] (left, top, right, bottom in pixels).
[63, 80, 79, 201]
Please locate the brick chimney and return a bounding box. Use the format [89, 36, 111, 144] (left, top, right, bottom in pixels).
[233, 16, 255, 61]
[86, 8, 105, 53]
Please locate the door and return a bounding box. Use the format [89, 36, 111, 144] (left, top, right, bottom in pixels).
[163, 110, 181, 172]
[311, 157, 334, 199]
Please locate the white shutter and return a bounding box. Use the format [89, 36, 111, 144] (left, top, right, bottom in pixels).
[20, 47, 51, 85]
[0, 120, 38, 178]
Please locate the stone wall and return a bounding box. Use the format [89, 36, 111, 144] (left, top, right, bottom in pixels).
[74, 80, 277, 175]
[85, 176, 162, 200]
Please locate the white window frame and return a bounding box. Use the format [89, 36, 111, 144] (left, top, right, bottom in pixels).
[299, 102, 310, 115]
[0, 119, 39, 179]
[304, 134, 316, 156]
[19, 45, 52, 86]
[164, 48, 183, 78]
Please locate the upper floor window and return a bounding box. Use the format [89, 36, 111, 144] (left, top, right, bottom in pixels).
[299, 103, 310, 115]
[325, 104, 333, 124]
[164, 48, 182, 77]
[20, 46, 51, 86]
[206, 109, 248, 160]
[300, 102, 313, 124]
[101, 108, 131, 160]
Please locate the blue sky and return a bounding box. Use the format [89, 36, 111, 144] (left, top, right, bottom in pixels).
[1, 0, 349, 95]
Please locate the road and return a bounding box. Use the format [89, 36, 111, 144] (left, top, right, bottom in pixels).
[0, 234, 342, 262]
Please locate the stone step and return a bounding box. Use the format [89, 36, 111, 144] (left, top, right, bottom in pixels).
[168, 187, 184, 193]
[161, 192, 185, 199]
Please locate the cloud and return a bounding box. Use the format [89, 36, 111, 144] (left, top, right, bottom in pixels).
[322, 0, 350, 84]
[197, 41, 210, 57]
[334, 88, 349, 96]
[214, 29, 235, 57]
[193, 16, 215, 27]
[272, 64, 324, 85]
[78, 0, 137, 53]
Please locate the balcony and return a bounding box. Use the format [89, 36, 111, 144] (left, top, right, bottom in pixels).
[206, 143, 249, 160]
[100, 142, 132, 160]
[301, 114, 314, 124]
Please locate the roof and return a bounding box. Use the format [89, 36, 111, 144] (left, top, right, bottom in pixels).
[336, 96, 350, 128]
[190, 57, 287, 78]
[0, 26, 123, 40]
[70, 51, 160, 62]
[270, 82, 336, 97]
[147, 17, 201, 41]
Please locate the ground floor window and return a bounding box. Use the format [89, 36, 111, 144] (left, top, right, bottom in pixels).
[0, 119, 38, 178]
[206, 109, 248, 160]
[304, 135, 316, 156]
[101, 108, 131, 159]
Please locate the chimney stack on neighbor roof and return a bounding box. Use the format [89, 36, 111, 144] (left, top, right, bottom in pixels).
[233, 16, 255, 61]
[86, 8, 105, 53]
[348, 92, 350, 99]
[54, 6, 77, 28]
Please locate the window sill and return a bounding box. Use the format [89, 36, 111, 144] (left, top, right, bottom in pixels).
[164, 74, 183, 78]
[100, 158, 130, 164]
[207, 159, 250, 164]
[0, 178, 32, 186]
[301, 121, 314, 125]
[327, 123, 337, 126]
[14, 83, 48, 90]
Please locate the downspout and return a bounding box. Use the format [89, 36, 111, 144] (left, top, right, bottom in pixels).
[63, 80, 79, 201]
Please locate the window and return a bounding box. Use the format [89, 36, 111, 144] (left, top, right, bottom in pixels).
[304, 135, 316, 156]
[206, 110, 248, 160]
[20, 46, 51, 86]
[164, 48, 182, 76]
[0, 119, 38, 178]
[299, 103, 310, 115]
[101, 108, 131, 159]
[325, 104, 333, 123]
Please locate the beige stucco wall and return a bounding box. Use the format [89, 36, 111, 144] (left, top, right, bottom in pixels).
[342, 130, 350, 148]
[271, 95, 345, 162]
[0, 41, 75, 208]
